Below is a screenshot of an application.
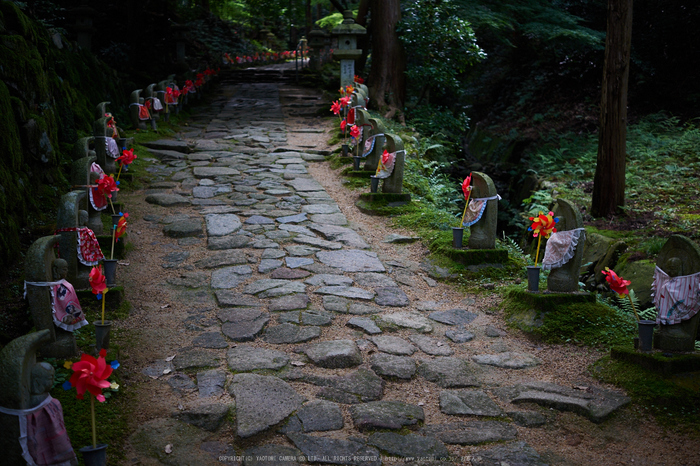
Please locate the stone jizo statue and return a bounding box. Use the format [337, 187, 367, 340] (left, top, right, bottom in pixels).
[653, 235, 700, 351]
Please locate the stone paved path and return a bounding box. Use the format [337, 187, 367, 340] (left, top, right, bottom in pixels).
[118, 79, 631, 466]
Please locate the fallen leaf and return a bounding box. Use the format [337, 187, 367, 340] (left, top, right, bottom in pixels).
[574, 385, 589, 391]
[161, 304, 171, 309]
[148, 375, 158, 380]
[291, 361, 306, 366]
[165, 444, 173, 454]
[163, 368, 172, 375]
[165, 355, 176, 361]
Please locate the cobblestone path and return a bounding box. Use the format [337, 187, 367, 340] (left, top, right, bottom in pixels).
[117, 80, 631, 466]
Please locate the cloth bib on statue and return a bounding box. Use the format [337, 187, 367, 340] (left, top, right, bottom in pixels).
[363, 134, 383, 158]
[52, 279, 88, 331]
[55, 227, 104, 266]
[542, 228, 585, 270]
[375, 151, 398, 179]
[106, 137, 120, 158]
[138, 104, 150, 120]
[462, 195, 501, 227]
[151, 97, 163, 111]
[652, 267, 700, 325]
[0, 396, 77, 466]
[89, 163, 107, 211]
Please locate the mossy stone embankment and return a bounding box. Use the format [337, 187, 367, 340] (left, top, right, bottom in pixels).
[0, 2, 127, 268]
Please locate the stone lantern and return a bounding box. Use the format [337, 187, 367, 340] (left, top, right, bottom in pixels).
[332, 10, 366, 88]
[307, 26, 328, 70]
[71, 1, 96, 51]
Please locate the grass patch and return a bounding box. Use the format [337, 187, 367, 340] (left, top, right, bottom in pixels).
[590, 356, 700, 429]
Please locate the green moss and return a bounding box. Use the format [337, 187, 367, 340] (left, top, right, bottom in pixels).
[447, 248, 509, 266]
[590, 356, 700, 428]
[503, 288, 634, 346]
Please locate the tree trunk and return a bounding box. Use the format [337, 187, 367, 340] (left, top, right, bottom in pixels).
[591, 0, 633, 218]
[367, 0, 406, 121]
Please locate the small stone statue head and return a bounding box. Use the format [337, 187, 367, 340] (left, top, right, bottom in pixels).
[52, 258, 69, 281]
[30, 362, 54, 406]
[665, 257, 683, 278]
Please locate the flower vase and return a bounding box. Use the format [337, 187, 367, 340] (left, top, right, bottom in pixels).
[353, 156, 361, 171]
[370, 176, 379, 193]
[102, 259, 118, 287]
[342, 144, 349, 157]
[79, 444, 108, 466]
[526, 266, 541, 292]
[111, 214, 121, 227]
[638, 320, 656, 352]
[452, 227, 464, 249]
[94, 320, 112, 352]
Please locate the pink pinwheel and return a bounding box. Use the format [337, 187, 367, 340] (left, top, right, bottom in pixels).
[350, 125, 360, 139]
[89, 265, 107, 296]
[339, 96, 351, 108]
[69, 349, 113, 402]
[330, 101, 341, 115]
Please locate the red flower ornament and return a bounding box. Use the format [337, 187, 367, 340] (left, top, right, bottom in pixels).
[117, 148, 137, 167]
[68, 349, 113, 402]
[602, 267, 631, 297]
[330, 101, 341, 115]
[89, 265, 107, 296]
[528, 211, 558, 238]
[96, 174, 118, 199]
[350, 125, 360, 139]
[115, 213, 129, 241]
[461, 173, 472, 199]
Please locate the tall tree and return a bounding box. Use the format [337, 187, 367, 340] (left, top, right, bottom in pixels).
[591, 0, 633, 218]
[367, 0, 406, 120]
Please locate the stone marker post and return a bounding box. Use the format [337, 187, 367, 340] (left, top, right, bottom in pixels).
[467, 172, 498, 249]
[655, 235, 700, 351]
[546, 199, 586, 292]
[381, 134, 406, 194]
[25, 236, 78, 358]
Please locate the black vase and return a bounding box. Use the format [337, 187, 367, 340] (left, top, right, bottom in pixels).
[526, 266, 541, 292]
[79, 444, 108, 466]
[94, 320, 112, 352]
[102, 259, 118, 287]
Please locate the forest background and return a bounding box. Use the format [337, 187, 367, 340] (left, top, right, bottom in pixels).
[2, 0, 700, 343]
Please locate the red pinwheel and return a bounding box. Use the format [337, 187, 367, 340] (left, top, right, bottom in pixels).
[340, 119, 347, 132]
[382, 149, 391, 165]
[96, 174, 118, 199]
[68, 349, 113, 403]
[339, 96, 351, 108]
[350, 125, 360, 139]
[354, 75, 364, 84]
[345, 85, 354, 95]
[117, 148, 137, 167]
[528, 211, 558, 238]
[528, 211, 559, 267]
[89, 265, 107, 296]
[330, 101, 341, 115]
[461, 173, 472, 200]
[115, 213, 129, 241]
[602, 267, 631, 297]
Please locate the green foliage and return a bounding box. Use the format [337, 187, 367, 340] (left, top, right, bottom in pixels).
[399, 0, 485, 108]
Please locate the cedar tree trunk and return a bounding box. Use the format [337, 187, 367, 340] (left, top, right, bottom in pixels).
[591, 0, 633, 218]
[367, 0, 406, 121]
